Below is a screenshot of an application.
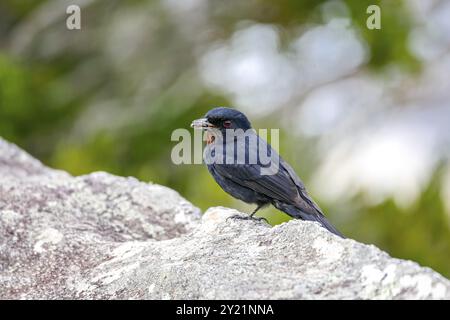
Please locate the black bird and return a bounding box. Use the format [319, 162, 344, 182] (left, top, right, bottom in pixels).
[191, 107, 344, 238]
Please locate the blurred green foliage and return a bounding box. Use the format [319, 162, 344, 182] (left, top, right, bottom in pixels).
[0, 0, 448, 278]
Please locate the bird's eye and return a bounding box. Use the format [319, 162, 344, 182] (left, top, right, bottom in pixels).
[223, 120, 232, 128]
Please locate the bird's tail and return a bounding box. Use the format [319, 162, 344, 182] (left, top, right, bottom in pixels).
[274, 202, 345, 238]
[307, 212, 345, 238]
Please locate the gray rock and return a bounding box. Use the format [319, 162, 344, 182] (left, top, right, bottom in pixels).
[0, 137, 448, 299]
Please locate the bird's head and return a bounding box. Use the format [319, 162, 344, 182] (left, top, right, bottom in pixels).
[191, 107, 252, 144]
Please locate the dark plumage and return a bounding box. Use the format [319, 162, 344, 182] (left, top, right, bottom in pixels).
[191, 107, 344, 238]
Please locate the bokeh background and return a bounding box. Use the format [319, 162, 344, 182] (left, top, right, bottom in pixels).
[1, 0, 449, 277]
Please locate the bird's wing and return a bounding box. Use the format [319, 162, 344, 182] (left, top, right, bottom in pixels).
[214, 160, 323, 217]
[279, 158, 325, 216]
[211, 161, 301, 205]
[212, 133, 324, 216]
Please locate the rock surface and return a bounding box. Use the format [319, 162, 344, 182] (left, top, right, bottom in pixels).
[0, 137, 449, 299]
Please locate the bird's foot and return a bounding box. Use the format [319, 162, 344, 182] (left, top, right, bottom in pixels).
[227, 214, 268, 224]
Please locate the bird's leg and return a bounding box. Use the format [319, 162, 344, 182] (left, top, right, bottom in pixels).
[249, 205, 263, 218]
[227, 204, 268, 223]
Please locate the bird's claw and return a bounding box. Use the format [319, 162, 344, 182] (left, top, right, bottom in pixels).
[226, 214, 268, 224]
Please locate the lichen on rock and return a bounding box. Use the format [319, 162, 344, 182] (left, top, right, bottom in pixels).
[0, 137, 448, 299]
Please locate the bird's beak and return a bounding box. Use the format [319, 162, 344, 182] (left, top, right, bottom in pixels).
[191, 118, 214, 129]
